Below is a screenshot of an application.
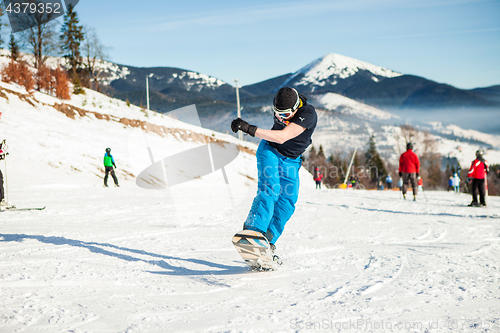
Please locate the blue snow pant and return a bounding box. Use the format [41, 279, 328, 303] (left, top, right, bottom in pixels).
[244, 141, 301, 244]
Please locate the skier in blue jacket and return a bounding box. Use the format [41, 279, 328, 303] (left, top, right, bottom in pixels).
[231, 87, 317, 251]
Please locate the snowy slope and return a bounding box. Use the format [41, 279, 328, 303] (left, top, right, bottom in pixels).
[0, 79, 266, 195]
[315, 92, 397, 120]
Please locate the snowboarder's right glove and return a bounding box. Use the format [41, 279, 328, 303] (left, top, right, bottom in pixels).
[231, 118, 257, 137]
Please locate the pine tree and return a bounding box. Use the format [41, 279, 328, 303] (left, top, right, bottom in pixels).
[0, 5, 6, 47]
[317, 145, 326, 161]
[365, 134, 387, 184]
[9, 33, 20, 62]
[309, 146, 317, 161]
[60, 4, 84, 70]
[60, 4, 84, 92]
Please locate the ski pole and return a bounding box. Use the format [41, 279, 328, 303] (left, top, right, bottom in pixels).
[93, 176, 102, 187]
[485, 171, 490, 218]
[4, 145, 8, 205]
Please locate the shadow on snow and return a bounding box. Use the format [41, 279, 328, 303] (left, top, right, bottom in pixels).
[0, 233, 248, 276]
[305, 202, 492, 219]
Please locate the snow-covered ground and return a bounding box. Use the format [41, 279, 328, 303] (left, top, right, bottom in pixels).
[1, 182, 500, 332]
[1, 78, 500, 332]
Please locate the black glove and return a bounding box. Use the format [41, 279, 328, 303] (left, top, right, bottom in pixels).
[113, 163, 117, 169]
[416, 173, 419, 178]
[231, 118, 257, 137]
[398, 172, 402, 177]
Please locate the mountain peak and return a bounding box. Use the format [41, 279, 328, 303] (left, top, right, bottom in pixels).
[283, 53, 403, 91]
[290, 53, 402, 88]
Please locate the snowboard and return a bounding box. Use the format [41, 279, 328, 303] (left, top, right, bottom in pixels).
[232, 230, 281, 271]
[0, 206, 46, 212]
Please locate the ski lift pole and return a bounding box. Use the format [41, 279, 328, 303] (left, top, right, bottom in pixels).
[233, 79, 242, 141]
[342, 148, 357, 189]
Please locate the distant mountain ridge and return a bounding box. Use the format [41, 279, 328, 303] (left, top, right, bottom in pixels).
[98, 53, 500, 114]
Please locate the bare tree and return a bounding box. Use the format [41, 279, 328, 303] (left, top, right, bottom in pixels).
[12, 0, 60, 68]
[394, 124, 420, 156]
[81, 26, 108, 92]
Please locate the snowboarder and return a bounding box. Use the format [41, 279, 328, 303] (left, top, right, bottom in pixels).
[231, 87, 317, 254]
[313, 167, 323, 189]
[467, 150, 489, 207]
[385, 174, 393, 189]
[103, 147, 119, 187]
[399, 142, 420, 201]
[452, 173, 460, 194]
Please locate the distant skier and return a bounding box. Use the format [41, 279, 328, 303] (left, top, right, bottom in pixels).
[398, 177, 403, 190]
[385, 174, 393, 189]
[452, 173, 460, 194]
[377, 178, 384, 190]
[231, 87, 317, 254]
[313, 167, 323, 189]
[103, 147, 119, 187]
[0, 140, 6, 206]
[467, 150, 489, 207]
[399, 142, 420, 201]
[417, 176, 423, 192]
[447, 176, 453, 192]
[350, 175, 358, 189]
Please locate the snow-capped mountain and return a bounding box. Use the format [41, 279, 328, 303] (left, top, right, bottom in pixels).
[282, 53, 402, 93]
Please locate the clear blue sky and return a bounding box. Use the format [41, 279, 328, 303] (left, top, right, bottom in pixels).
[76, 0, 499, 89]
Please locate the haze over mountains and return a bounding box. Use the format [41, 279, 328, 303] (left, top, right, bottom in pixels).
[103, 53, 500, 114]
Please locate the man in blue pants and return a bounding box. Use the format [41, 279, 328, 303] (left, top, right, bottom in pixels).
[231, 87, 317, 251]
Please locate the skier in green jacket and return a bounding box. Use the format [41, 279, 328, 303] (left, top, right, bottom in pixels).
[103, 147, 119, 187]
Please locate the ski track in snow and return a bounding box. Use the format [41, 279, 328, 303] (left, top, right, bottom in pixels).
[1, 185, 500, 332]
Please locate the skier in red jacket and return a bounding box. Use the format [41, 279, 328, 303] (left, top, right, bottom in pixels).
[399, 142, 420, 201]
[467, 150, 489, 207]
[313, 167, 323, 189]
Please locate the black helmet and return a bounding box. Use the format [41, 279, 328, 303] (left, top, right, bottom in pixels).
[407, 142, 413, 150]
[106, 147, 111, 153]
[476, 149, 484, 158]
[273, 87, 300, 113]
